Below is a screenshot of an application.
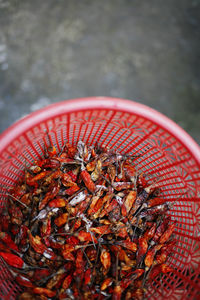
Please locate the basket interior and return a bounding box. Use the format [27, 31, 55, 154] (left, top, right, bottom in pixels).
[0, 108, 200, 299]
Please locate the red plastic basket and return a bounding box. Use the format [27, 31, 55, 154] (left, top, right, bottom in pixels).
[0, 97, 200, 299]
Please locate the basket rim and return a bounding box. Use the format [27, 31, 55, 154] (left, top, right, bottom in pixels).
[0, 97, 199, 165]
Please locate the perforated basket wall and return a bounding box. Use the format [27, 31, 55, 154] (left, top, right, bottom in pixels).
[0, 98, 199, 299]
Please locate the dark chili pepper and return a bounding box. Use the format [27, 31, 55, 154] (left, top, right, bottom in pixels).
[140, 203, 169, 218]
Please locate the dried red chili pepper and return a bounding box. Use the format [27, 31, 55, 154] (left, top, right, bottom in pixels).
[0, 232, 19, 252]
[101, 277, 113, 290]
[155, 240, 176, 265]
[152, 217, 170, 243]
[16, 274, 34, 288]
[143, 222, 157, 242]
[84, 268, 92, 285]
[100, 248, 111, 274]
[62, 274, 72, 289]
[117, 239, 137, 252]
[0, 252, 25, 268]
[136, 236, 148, 264]
[39, 181, 60, 210]
[33, 287, 56, 297]
[54, 213, 68, 227]
[159, 223, 176, 244]
[113, 285, 122, 300]
[149, 263, 173, 280]
[81, 169, 96, 193]
[144, 244, 163, 270]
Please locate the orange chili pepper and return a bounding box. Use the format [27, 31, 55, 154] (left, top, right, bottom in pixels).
[48, 198, 67, 208]
[99, 199, 118, 218]
[27, 171, 50, 186]
[124, 190, 137, 214]
[143, 223, 157, 241]
[33, 287, 56, 297]
[29, 233, 46, 255]
[100, 248, 111, 273]
[84, 268, 92, 285]
[112, 285, 122, 300]
[29, 232, 56, 260]
[91, 160, 102, 181]
[39, 181, 60, 210]
[101, 277, 113, 290]
[62, 274, 72, 289]
[144, 244, 163, 269]
[148, 197, 166, 207]
[36, 158, 60, 169]
[61, 172, 73, 183]
[73, 218, 82, 231]
[92, 193, 113, 218]
[65, 184, 80, 196]
[54, 213, 68, 227]
[86, 159, 96, 172]
[76, 231, 97, 244]
[20, 193, 31, 206]
[81, 169, 96, 193]
[62, 244, 75, 261]
[47, 145, 57, 157]
[87, 195, 101, 215]
[113, 182, 135, 191]
[117, 239, 137, 252]
[90, 225, 111, 235]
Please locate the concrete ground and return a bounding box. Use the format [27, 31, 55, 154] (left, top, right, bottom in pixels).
[0, 0, 199, 143]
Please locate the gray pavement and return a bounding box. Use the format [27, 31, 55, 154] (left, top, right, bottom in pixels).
[0, 0, 199, 143]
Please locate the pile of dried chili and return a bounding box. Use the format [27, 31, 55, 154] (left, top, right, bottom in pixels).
[0, 141, 175, 300]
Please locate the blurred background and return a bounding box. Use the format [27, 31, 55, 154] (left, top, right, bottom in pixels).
[0, 0, 199, 143]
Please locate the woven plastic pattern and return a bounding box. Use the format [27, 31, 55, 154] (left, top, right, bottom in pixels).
[0, 98, 199, 299]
